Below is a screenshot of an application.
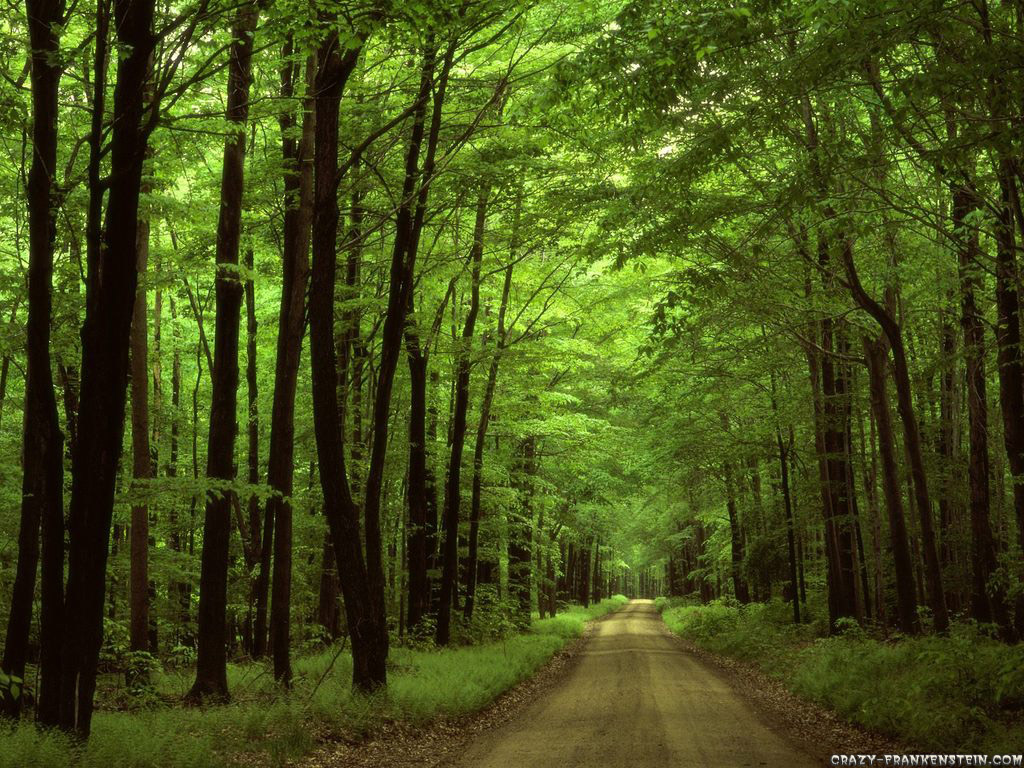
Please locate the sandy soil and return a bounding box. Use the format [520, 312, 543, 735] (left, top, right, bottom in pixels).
[446, 600, 818, 768]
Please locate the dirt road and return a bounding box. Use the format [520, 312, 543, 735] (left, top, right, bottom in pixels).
[449, 600, 818, 768]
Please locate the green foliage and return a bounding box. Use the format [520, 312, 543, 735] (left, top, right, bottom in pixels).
[0, 671, 22, 703]
[790, 625, 1024, 752]
[0, 723, 74, 768]
[652, 595, 696, 613]
[532, 595, 630, 639]
[449, 586, 520, 645]
[662, 599, 820, 669]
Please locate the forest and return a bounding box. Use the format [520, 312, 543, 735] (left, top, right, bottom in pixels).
[0, 0, 1023, 763]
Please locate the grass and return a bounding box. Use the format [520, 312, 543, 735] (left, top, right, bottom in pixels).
[656, 597, 1024, 753]
[0, 596, 628, 768]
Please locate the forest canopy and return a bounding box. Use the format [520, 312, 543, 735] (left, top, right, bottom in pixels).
[0, 0, 1022, 754]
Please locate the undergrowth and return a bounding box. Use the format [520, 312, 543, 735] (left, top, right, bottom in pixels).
[0, 596, 628, 768]
[657, 597, 1024, 752]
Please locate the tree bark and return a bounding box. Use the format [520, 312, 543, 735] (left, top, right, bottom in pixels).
[60, 0, 157, 734]
[797, 250, 853, 630]
[406, 337, 432, 629]
[267, 47, 314, 684]
[309, 23, 386, 692]
[463, 264, 514, 619]
[820, 320, 859, 625]
[955, 188, 1015, 638]
[130, 199, 152, 655]
[840, 240, 949, 632]
[769, 371, 800, 623]
[167, 296, 190, 639]
[362, 47, 441, 664]
[464, 193, 519, 620]
[242, 243, 259, 655]
[317, 530, 342, 639]
[992, 165, 1024, 635]
[189, 1, 259, 702]
[2, 0, 65, 721]
[509, 437, 536, 624]
[437, 187, 488, 644]
[863, 336, 919, 634]
[720, 413, 750, 604]
[404, 48, 460, 633]
[577, 535, 590, 608]
[723, 462, 749, 604]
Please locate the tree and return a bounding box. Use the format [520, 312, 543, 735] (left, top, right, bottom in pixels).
[59, 0, 160, 735]
[1, 0, 65, 721]
[189, 0, 259, 702]
[267, 44, 315, 685]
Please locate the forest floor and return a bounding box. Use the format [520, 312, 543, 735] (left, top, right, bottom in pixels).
[0, 600, 629, 768]
[319, 600, 909, 768]
[302, 608, 606, 768]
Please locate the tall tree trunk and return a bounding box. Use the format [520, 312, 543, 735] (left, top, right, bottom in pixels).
[267, 47, 314, 683]
[796, 85, 862, 629]
[746, 456, 768, 600]
[956, 187, 1015, 637]
[241, 244, 259, 655]
[464, 190, 519, 619]
[992, 165, 1024, 635]
[860, 403, 885, 624]
[720, 413, 749, 603]
[168, 297, 189, 639]
[402, 44, 457, 629]
[577, 536, 590, 608]
[844, 391, 871, 622]
[723, 462, 749, 604]
[509, 437, 536, 623]
[60, 0, 157, 734]
[545, 528, 558, 617]
[939, 301, 965, 611]
[536, 505, 547, 618]
[437, 187, 488, 644]
[821, 320, 859, 625]
[189, 2, 259, 701]
[406, 339, 431, 629]
[863, 336, 919, 634]
[130, 199, 152, 654]
[840, 241, 949, 632]
[769, 372, 800, 623]
[151, 259, 162, 453]
[462, 267, 511, 619]
[2, 0, 65, 721]
[317, 530, 342, 639]
[797, 251, 852, 630]
[363, 45, 442, 661]
[977, 0, 1024, 633]
[309, 23, 385, 692]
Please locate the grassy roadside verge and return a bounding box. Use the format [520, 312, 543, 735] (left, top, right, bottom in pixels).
[0, 596, 627, 768]
[654, 597, 1024, 753]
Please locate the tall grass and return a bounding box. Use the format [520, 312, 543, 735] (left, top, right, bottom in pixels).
[0, 596, 628, 768]
[657, 598, 1024, 752]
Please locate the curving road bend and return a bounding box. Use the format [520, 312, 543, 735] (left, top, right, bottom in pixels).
[449, 600, 817, 768]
